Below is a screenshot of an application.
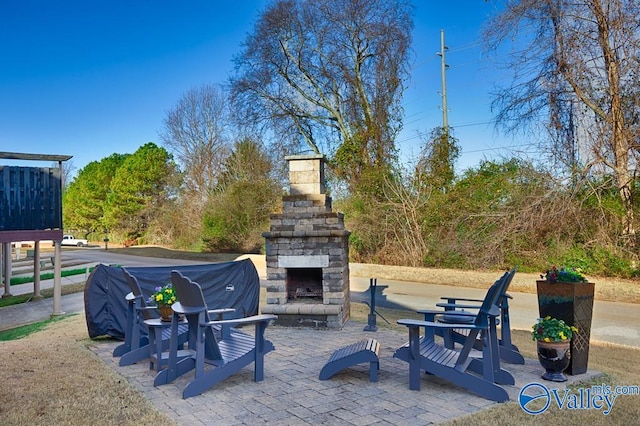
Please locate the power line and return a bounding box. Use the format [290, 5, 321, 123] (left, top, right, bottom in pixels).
[454, 120, 495, 128]
[448, 40, 483, 53]
[403, 28, 547, 142]
[463, 143, 534, 154]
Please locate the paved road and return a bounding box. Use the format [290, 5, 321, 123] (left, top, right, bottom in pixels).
[55, 247, 211, 268]
[0, 248, 220, 331]
[4, 248, 639, 347]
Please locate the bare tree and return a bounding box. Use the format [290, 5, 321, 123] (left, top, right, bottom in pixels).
[485, 0, 640, 244]
[380, 173, 431, 266]
[53, 160, 76, 190]
[160, 84, 232, 202]
[230, 0, 413, 191]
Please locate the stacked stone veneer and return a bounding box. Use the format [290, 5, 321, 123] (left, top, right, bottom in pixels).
[262, 154, 350, 329]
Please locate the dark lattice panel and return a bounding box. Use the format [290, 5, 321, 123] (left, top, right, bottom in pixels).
[568, 295, 594, 374]
[0, 166, 62, 231]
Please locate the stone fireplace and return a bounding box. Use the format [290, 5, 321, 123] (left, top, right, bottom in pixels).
[261, 154, 350, 328]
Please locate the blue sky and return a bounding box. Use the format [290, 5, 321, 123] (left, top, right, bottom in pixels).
[0, 1, 521, 176]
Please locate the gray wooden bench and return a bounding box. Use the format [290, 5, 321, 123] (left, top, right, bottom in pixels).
[319, 338, 380, 382]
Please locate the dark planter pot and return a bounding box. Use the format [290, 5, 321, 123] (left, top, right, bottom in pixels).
[537, 340, 571, 382]
[536, 280, 594, 375]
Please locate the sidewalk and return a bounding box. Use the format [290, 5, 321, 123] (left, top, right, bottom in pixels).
[0, 274, 89, 331]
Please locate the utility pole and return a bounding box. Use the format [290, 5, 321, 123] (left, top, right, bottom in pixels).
[437, 29, 449, 134]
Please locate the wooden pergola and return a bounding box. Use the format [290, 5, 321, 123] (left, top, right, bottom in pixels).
[0, 151, 72, 315]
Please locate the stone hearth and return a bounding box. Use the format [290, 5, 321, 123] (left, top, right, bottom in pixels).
[261, 154, 350, 328]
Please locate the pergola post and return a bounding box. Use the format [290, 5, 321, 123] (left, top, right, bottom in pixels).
[33, 241, 42, 299]
[2, 242, 11, 298]
[52, 240, 64, 316]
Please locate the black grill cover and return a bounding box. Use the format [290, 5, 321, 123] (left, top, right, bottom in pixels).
[84, 259, 260, 339]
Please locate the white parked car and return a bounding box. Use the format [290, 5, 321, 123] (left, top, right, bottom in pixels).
[60, 234, 89, 247]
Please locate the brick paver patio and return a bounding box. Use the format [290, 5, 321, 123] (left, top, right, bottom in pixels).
[90, 320, 599, 425]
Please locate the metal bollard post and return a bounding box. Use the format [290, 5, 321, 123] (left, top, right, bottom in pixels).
[364, 278, 378, 332]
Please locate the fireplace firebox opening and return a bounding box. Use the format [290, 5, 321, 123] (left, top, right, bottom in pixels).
[287, 268, 323, 300]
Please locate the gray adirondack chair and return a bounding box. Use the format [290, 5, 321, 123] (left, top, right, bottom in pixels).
[393, 272, 514, 402]
[115, 268, 188, 367]
[153, 270, 277, 399]
[417, 267, 524, 364]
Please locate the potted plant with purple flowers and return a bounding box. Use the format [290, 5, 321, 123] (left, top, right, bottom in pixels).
[148, 283, 177, 321]
[542, 266, 587, 283]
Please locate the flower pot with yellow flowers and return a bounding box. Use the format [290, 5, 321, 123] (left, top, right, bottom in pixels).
[148, 283, 177, 321]
[532, 316, 578, 382]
